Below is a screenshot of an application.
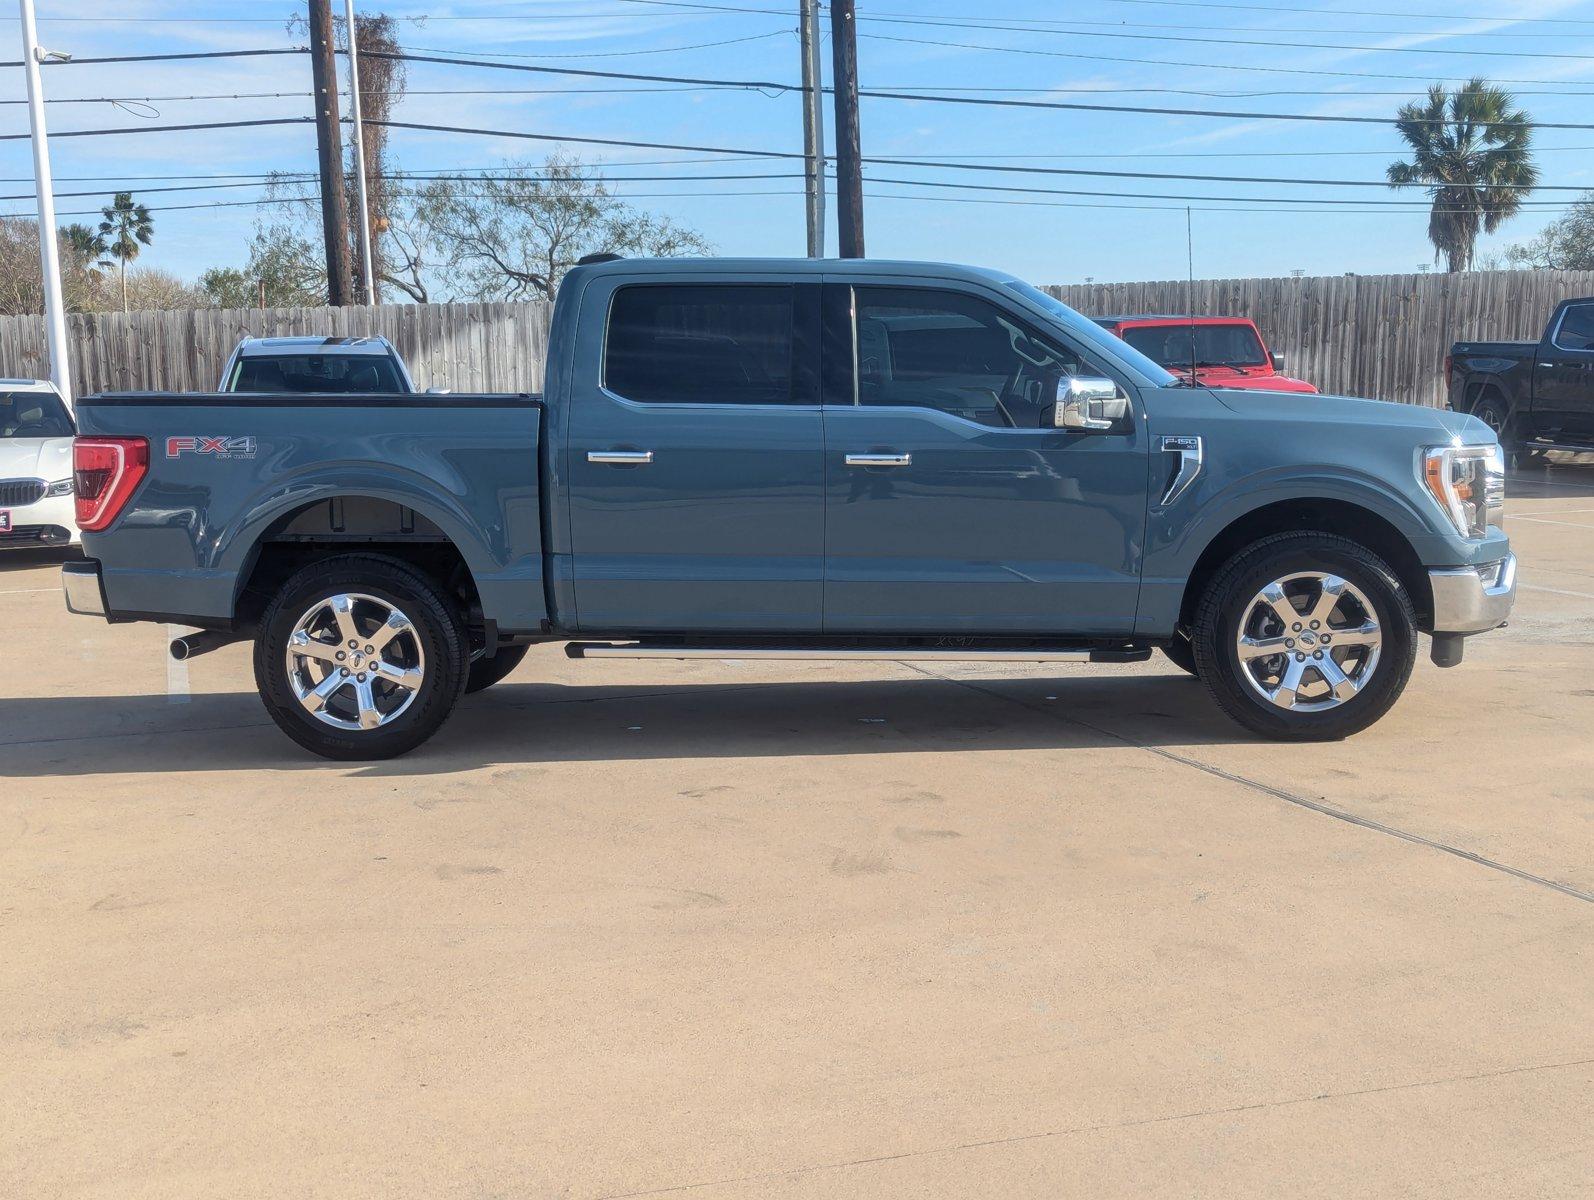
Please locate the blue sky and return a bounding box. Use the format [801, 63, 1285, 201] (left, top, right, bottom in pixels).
[4, 0, 1594, 288]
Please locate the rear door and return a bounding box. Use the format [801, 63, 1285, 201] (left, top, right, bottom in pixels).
[1532, 301, 1594, 439]
[820, 278, 1149, 635]
[565, 275, 825, 632]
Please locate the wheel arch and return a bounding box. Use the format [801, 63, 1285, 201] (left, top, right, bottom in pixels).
[1177, 497, 1433, 633]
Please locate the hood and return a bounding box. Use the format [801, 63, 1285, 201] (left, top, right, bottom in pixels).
[1207, 387, 1492, 442]
[1188, 368, 1317, 393]
[0, 435, 73, 482]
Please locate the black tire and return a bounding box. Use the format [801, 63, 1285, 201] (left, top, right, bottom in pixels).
[254, 554, 470, 760]
[1190, 532, 1417, 741]
[1472, 392, 1527, 465]
[465, 643, 530, 694]
[1160, 629, 1199, 676]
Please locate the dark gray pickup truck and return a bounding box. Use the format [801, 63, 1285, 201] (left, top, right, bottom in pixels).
[63, 258, 1515, 759]
[1449, 296, 1594, 455]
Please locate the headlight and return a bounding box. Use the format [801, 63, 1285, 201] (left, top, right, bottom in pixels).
[45, 477, 74, 497]
[1423, 443, 1504, 538]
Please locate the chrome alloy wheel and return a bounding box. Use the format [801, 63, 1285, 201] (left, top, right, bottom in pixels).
[285, 593, 426, 731]
[1234, 572, 1382, 712]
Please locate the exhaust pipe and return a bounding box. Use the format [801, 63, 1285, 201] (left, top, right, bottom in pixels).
[170, 630, 245, 661]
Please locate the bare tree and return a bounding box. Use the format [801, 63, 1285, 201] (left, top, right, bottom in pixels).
[414, 153, 712, 301]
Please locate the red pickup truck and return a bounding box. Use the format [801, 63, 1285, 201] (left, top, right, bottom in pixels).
[1094, 315, 1318, 394]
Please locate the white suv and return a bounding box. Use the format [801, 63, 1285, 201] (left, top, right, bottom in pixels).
[0, 379, 77, 550]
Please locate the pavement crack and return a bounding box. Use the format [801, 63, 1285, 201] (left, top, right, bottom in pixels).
[903, 665, 1594, 908]
[595, 1056, 1594, 1198]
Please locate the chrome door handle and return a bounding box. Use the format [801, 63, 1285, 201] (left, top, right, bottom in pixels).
[587, 450, 654, 465]
[845, 452, 912, 468]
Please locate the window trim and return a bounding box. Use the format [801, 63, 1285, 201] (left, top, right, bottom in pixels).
[599, 280, 809, 408]
[1549, 302, 1594, 354]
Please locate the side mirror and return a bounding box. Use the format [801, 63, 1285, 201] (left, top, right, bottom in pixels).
[1270, 351, 1285, 372]
[1054, 376, 1130, 430]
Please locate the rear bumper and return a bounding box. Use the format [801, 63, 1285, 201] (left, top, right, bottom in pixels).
[1429, 553, 1515, 635]
[62, 558, 108, 617]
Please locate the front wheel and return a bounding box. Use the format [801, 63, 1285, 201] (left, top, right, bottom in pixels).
[465, 643, 530, 694]
[255, 554, 470, 760]
[1191, 532, 1417, 741]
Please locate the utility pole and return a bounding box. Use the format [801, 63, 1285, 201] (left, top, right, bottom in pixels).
[308, 0, 353, 306]
[829, 0, 864, 258]
[343, 0, 376, 304]
[17, 0, 72, 404]
[798, 0, 825, 258]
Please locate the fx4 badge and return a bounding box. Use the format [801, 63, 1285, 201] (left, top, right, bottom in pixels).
[167, 435, 257, 460]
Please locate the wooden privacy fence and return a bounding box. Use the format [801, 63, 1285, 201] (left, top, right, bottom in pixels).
[1047, 268, 1594, 408]
[2, 269, 1593, 406]
[0, 302, 554, 398]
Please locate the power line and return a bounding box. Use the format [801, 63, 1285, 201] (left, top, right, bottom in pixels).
[370, 49, 1594, 129]
[400, 30, 791, 60]
[363, 118, 1594, 192]
[858, 32, 1594, 87]
[0, 118, 313, 143]
[850, 12, 1594, 61]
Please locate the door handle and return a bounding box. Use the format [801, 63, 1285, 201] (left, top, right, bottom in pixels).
[845, 452, 912, 468]
[587, 450, 654, 465]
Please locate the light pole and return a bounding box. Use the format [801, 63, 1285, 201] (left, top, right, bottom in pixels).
[344, 0, 376, 304]
[17, 0, 72, 404]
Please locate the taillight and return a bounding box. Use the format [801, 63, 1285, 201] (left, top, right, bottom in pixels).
[74, 436, 149, 531]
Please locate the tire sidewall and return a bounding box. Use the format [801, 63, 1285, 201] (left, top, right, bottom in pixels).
[1195, 538, 1416, 739]
[255, 557, 468, 760]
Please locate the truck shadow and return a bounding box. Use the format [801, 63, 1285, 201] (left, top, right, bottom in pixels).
[0, 672, 1253, 779]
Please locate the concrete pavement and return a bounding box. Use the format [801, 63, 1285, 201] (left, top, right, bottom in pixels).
[2, 459, 1591, 1199]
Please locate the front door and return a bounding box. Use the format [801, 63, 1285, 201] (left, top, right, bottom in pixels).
[566, 278, 825, 632]
[822, 282, 1150, 635]
[1533, 300, 1594, 440]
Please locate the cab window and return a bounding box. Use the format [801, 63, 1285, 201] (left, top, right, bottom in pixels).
[1553, 302, 1594, 352]
[605, 284, 795, 405]
[850, 286, 1109, 428]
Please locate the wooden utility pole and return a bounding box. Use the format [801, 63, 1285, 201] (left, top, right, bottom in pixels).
[830, 0, 864, 258]
[798, 0, 826, 257]
[308, 0, 353, 306]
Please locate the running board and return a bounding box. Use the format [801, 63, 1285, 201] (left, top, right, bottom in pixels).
[565, 643, 1150, 664]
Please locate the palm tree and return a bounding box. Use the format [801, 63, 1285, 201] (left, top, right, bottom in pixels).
[61, 222, 110, 271]
[97, 192, 154, 311]
[1387, 79, 1537, 273]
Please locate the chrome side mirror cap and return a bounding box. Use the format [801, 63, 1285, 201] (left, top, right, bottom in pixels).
[1054, 376, 1130, 430]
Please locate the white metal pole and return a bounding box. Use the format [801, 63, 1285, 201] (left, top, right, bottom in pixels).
[343, 0, 376, 305]
[17, 0, 72, 405]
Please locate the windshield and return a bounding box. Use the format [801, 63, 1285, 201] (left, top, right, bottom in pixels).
[1122, 323, 1268, 369]
[999, 279, 1178, 386]
[0, 389, 74, 438]
[227, 354, 407, 394]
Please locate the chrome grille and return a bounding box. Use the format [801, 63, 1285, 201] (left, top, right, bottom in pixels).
[0, 478, 47, 507]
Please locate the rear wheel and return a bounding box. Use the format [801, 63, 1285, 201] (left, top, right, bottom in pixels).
[255, 554, 470, 760]
[1191, 532, 1417, 740]
[1473, 393, 1535, 467]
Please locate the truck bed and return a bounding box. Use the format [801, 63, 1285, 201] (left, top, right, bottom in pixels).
[73, 391, 548, 633]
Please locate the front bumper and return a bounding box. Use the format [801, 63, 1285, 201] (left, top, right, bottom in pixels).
[1429, 553, 1515, 635]
[62, 558, 108, 617]
[0, 490, 78, 549]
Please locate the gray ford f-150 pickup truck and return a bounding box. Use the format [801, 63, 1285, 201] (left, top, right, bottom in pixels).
[62, 258, 1515, 759]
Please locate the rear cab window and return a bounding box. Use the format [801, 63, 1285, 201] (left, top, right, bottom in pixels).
[603, 284, 798, 405]
[227, 355, 407, 394]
